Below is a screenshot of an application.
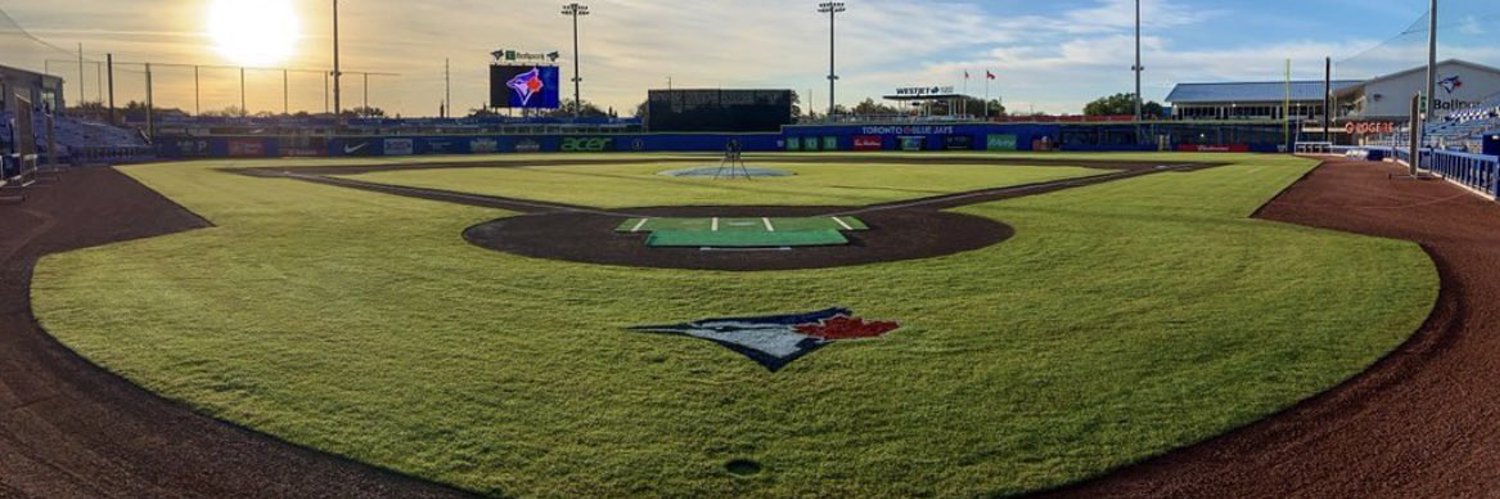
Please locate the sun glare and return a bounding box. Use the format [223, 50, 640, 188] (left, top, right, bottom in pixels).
[208, 0, 300, 67]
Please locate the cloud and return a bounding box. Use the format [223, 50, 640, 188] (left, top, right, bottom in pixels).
[5, 0, 1494, 116]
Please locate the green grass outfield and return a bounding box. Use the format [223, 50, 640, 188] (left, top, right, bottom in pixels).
[335, 160, 1108, 208]
[31, 153, 1436, 496]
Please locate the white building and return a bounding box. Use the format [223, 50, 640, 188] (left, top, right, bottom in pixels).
[1166, 60, 1500, 123]
[1337, 60, 1500, 121]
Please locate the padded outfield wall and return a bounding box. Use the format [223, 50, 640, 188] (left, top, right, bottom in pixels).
[153, 122, 1295, 158]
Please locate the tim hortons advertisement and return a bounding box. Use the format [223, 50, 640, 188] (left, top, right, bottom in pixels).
[853, 136, 883, 151]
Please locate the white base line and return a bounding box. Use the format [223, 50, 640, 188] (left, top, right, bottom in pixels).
[712, 217, 720, 232]
[831, 216, 854, 231]
[762, 217, 775, 232]
[630, 218, 650, 232]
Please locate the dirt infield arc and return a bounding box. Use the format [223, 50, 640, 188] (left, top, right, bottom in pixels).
[253, 158, 1221, 271]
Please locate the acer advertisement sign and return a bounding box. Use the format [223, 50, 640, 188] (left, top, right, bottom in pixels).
[853, 136, 883, 151]
[489, 65, 562, 109]
[1177, 144, 1251, 153]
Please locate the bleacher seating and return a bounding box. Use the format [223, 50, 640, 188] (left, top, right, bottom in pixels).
[1422, 92, 1500, 152]
[3, 110, 154, 165]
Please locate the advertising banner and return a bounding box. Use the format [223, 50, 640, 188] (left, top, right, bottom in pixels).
[469, 137, 501, 154]
[280, 137, 326, 157]
[560, 137, 615, 152]
[383, 139, 415, 156]
[337, 139, 381, 156]
[944, 135, 974, 151]
[421, 138, 467, 155]
[1177, 144, 1251, 153]
[513, 138, 544, 153]
[986, 134, 1018, 151]
[227, 139, 267, 157]
[897, 136, 925, 151]
[853, 136, 883, 151]
[169, 138, 215, 157]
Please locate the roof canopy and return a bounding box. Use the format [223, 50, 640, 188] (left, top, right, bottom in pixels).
[1166, 81, 1363, 104]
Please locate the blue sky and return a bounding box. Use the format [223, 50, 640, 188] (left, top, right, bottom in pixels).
[2, 0, 1496, 116]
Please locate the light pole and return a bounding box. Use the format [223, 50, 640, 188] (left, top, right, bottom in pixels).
[1132, 0, 1143, 122]
[562, 3, 590, 119]
[818, 2, 846, 119]
[333, 0, 343, 118]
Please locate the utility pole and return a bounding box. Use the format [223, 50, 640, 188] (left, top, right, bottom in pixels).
[818, 2, 847, 119]
[445, 58, 452, 118]
[240, 67, 247, 115]
[194, 65, 201, 115]
[77, 43, 85, 107]
[284, 69, 290, 115]
[562, 3, 591, 119]
[145, 63, 154, 141]
[106, 53, 115, 124]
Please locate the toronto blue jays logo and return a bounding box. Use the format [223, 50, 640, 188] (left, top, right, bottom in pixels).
[631, 308, 900, 371]
[1439, 75, 1464, 95]
[507, 68, 546, 106]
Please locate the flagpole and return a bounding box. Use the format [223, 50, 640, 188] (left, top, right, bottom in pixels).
[963, 71, 970, 118]
[984, 70, 991, 121]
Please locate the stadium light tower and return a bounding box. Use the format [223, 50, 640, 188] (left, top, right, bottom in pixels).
[1132, 0, 1143, 122]
[562, 3, 590, 119]
[332, 0, 343, 118]
[818, 2, 846, 119]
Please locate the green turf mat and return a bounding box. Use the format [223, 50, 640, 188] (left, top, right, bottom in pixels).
[646, 229, 850, 248]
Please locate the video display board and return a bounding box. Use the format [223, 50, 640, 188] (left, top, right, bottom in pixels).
[647, 89, 794, 132]
[490, 65, 563, 109]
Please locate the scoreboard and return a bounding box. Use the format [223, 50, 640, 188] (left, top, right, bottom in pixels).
[490, 65, 562, 109]
[647, 89, 794, 132]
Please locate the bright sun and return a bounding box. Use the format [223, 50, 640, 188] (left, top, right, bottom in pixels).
[208, 0, 300, 66]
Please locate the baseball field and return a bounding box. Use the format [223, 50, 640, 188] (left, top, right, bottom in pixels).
[24, 153, 1437, 496]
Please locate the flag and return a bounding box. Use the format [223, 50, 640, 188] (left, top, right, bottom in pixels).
[986, 70, 997, 80]
[964, 70, 971, 80]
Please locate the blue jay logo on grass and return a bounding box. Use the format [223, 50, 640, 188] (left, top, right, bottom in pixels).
[630, 307, 900, 372]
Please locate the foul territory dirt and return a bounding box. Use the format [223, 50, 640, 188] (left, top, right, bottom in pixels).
[1050, 158, 1500, 498]
[0, 168, 467, 497]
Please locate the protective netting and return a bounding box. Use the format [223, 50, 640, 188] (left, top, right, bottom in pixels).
[1335, 2, 1500, 82]
[0, 6, 417, 116]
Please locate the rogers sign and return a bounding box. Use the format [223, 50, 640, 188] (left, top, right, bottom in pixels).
[1344, 122, 1396, 136]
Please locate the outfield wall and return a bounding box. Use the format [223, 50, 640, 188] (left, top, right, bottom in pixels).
[153, 122, 1296, 158]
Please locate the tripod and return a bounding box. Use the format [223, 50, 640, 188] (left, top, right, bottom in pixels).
[714, 140, 750, 180]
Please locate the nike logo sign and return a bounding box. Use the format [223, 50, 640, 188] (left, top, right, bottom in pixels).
[344, 143, 369, 154]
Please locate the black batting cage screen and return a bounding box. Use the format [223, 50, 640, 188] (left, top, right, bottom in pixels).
[647, 89, 794, 132]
